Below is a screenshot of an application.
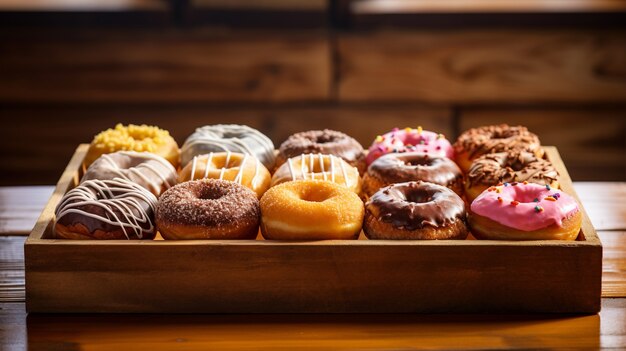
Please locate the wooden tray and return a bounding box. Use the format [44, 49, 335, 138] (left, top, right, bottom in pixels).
[25, 145, 602, 313]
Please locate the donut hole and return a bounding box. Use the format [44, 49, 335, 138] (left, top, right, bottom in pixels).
[299, 188, 331, 203]
[513, 189, 544, 204]
[314, 134, 339, 144]
[404, 188, 434, 204]
[404, 158, 432, 167]
[196, 188, 226, 201]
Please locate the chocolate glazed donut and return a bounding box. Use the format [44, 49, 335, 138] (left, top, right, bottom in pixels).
[363, 181, 468, 240]
[277, 130, 365, 173]
[362, 152, 463, 198]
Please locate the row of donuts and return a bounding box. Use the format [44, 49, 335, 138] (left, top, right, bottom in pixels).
[53, 123, 582, 241]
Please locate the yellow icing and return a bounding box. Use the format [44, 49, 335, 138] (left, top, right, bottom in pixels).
[91, 124, 170, 153]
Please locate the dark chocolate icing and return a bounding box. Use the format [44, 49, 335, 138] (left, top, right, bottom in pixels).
[367, 152, 462, 192]
[454, 124, 542, 160]
[467, 151, 559, 187]
[278, 129, 364, 166]
[365, 181, 466, 231]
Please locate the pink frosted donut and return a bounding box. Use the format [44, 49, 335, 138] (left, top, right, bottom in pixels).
[469, 182, 582, 240]
[366, 127, 454, 166]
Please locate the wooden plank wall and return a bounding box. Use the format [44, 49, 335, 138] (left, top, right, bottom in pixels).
[0, 5, 624, 185]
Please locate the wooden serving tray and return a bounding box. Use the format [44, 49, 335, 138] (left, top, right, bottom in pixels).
[25, 145, 602, 313]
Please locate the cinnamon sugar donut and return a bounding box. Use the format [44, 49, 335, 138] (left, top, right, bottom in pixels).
[465, 151, 559, 203]
[156, 179, 260, 240]
[277, 130, 365, 173]
[454, 124, 543, 173]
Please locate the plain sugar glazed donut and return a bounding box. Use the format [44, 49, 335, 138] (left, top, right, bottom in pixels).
[84, 124, 180, 168]
[260, 180, 364, 240]
[469, 182, 582, 240]
[366, 126, 454, 166]
[156, 179, 260, 240]
[178, 152, 271, 199]
[276, 130, 365, 173]
[181, 124, 276, 169]
[363, 152, 463, 198]
[454, 124, 543, 173]
[271, 153, 361, 193]
[465, 151, 559, 203]
[54, 179, 158, 240]
[363, 181, 468, 240]
[82, 151, 178, 197]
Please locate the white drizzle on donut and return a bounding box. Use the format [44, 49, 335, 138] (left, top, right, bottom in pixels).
[55, 179, 158, 239]
[189, 151, 259, 187]
[286, 154, 351, 187]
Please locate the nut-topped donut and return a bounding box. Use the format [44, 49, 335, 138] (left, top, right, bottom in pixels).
[156, 179, 260, 240]
[54, 179, 158, 240]
[181, 124, 276, 169]
[178, 152, 271, 199]
[82, 151, 178, 197]
[362, 152, 463, 198]
[363, 181, 468, 240]
[84, 124, 180, 168]
[271, 153, 361, 193]
[454, 124, 543, 173]
[465, 151, 559, 203]
[366, 126, 454, 166]
[277, 130, 365, 173]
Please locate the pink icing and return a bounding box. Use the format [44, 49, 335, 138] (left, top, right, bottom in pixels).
[366, 127, 454, 165]
[470, 182, 579, 231]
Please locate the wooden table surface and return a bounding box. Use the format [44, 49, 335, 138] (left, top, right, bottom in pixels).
[1, 182, 625, 350]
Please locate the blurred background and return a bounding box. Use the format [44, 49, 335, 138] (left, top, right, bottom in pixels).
[0, 0, 624, 185]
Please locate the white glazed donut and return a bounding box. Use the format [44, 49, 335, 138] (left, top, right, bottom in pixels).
[181, 124, 276, 170]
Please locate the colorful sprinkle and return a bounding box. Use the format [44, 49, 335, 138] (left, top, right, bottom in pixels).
[436, 146, 441, 150]
[523, 181, 529, 185]
[437, 133, 444, 140]
[497, 197, 503, 203]
[553, 193, 561, 199]
[511, 182, 518, 186]
[404, 127, 412, 133]
[535, 205, 544, 213]
[545, 184, 551, 190]
[496, 188, 501, 193]
[417, 126, 423, 134]
[392, 127, 399, 132]
[504, 182, 510, 187]
[510, 200, 520, 206]
[544, 196, 557, 202]
[533, 198, 539, 202]
[375, 135, 383, 142]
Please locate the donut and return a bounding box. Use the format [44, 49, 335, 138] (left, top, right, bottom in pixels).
[54, 179, 158, 240]
[469, 182, 581, 240]
[366, 126, 454, 166]
[156, 179, 260, 240]
[84, 124, 180, 168]
[363, 181, 468, 240]
[362, 152, 463, 198]
[454, 124, 543, 173]
[178, 152, 271, 199]
[82, 151, 178, 197]
[181, 124, 275, 169]
[465, 151, 559, 203]
[260, 180, 364, 240]
[276, 130, 365, 173]
[271, 153, 361, 193]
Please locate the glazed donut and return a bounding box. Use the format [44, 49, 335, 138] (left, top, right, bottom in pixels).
[454, 124, 543, 173]
[469, 182, 582, 240]
[260, 180, 364, 240]
[82, 151, 178, 197]
[181, 124, 276, 169]
[84, 124, 180, 168]
[366, 127, 454, 166]
[363, 181, 468, 240]
[465, 151, 559, 203]
[276, 130, 365, 173]
[271, 153, 361, 193]
[156, 179, 260, 240]
[178, 152, 271, 199]
[54, 179, 158, 240]
[362, 152, 463, 198]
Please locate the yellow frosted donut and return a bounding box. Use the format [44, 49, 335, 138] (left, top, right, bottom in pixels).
[271, 153, 361, 193]
[178, 152, 271, 199]
[85, 124, 180, 168]
[260, 180, 364, 240]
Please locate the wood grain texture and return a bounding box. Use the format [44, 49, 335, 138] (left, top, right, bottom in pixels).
[0, 29, 330, 103]
[458, 109, 626, 181]
[338, 30, 626, 103]
[23, 146, 602, 313]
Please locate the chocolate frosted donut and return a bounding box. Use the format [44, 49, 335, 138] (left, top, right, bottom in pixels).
[82, 151, 177, 197]
[364, 181, 468, 240]
[363, 152, 463, 198]
[54, 179, 158, 240]
[156, 179, 260, 240]
[454, 124, 543, 173]
[465, 151, 559, 202]
[181, 124, 276, 170]
[277, 130, 365, 172]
